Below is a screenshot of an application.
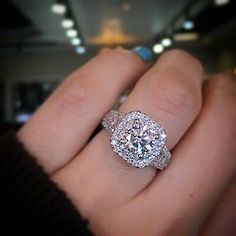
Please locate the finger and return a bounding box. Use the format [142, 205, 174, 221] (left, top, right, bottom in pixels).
[120, 49, 203, 147]
[141, 74, 236, 235]
[52, 49, 203, 216]
[17, 48, 150, 173]
[201, 178, 236, 236]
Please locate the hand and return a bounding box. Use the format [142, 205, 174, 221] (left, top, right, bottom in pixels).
[17, 48, 236, 236]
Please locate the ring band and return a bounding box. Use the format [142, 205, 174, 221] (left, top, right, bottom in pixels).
[102, 110, 172, 170]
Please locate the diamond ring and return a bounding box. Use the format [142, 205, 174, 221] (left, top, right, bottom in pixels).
[102, 110, 172, 170]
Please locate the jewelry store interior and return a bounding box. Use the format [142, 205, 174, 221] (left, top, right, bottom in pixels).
[0, 0, 235, 131]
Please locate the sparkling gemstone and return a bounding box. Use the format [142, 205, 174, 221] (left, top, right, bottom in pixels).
[111, 140, 117, 146]
[111, 111, 169, 168]
[122, 119, 157, 158]
[160, 133, 167, 139]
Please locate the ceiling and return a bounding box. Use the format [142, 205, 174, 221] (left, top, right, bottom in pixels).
[0, 0, 235, 53]
[2, 0, 192, 45]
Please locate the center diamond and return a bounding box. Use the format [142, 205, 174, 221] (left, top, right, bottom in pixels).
[124, 121, 156, 157]
[111, 111, 167, 168]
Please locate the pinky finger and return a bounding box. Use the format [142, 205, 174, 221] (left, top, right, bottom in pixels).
[138, 74, 236, 235]
[201, 178, 236, 236]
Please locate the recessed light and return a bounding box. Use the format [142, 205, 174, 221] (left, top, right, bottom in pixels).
[153, 44, 164, 54]
[215, 0, 230, 6]
[183, 20, 195, 30]
[71, 38, 82, 46]
[66, 29, 78, 38]
[161, 38, 172, 47]
[61, 18, 74, 28]
[51, 3, 66, 14]
[75, 46, 86, 54]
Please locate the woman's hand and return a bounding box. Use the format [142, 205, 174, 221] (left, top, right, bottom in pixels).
[17, 48, 236, 236]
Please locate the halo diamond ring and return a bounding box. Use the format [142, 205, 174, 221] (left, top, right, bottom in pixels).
[102, 110, 172, 170]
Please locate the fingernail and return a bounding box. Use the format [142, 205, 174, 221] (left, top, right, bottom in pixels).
[131, 46, 153, 62]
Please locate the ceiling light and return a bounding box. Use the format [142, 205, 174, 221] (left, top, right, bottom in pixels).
[61, 18, 74, 28]
[153, 44, 164, 54]
[75, 46, 86, 54]
[66, 29, 78, 38]
[183, 20, 195, 30]
[71, 37, 82, 46]
[161, 38, 172, 47]
[174, 32, 199, 41]
[214, 0, 230, 6]
[51, 3, 67, 14]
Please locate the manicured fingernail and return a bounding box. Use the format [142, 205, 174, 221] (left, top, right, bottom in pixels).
[131, 46, 153, 62]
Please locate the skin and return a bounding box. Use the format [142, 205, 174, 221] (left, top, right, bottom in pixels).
[17, 48, 236, 236]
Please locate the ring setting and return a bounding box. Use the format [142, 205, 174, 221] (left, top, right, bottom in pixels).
[102, 110, 172, 170]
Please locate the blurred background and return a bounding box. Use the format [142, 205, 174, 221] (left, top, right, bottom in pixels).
[0, 0, 235, 132]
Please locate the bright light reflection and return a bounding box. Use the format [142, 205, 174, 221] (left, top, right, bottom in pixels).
[153, 44, 164, 54]
[66, 29, 78, 38]
[71, 37, 82, 46]
[183, 20, 195, 30]
[215, 0, 230, 6]
[61, 19, 74, 28]
[161, 38, 172, 47]
[51, 3, 66, 14]
[75, 46, 86, 54]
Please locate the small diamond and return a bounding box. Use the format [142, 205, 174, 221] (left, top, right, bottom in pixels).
[160, 133, 167, 139]
[160, 157, 166, 163]
[133, 119, 141, 129]
[111, 140, 117, 146]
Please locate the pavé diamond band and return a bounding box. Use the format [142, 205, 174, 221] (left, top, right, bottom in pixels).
[102, 110, 172, 170]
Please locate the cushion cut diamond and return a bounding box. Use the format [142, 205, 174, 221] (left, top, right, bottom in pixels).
[124, 122, 157, 157]
[111, 111, 167, 168]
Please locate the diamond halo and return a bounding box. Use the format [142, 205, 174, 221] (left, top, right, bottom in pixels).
[102, 110, 171, 169]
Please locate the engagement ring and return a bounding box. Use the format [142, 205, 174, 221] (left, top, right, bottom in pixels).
[102, 110, 172, 170]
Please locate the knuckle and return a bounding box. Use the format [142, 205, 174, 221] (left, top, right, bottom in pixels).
[161, 49, 203, 73]
[166, 81, 200, 112]
[161, 49, 189, 59]
[206, 73, 236, 104]
[207, 73, 235, 91]
[53, 80, 100, 116]
[228, 106, 236, 142]
[205, 74, 236, 141]
[218, 100, 236, 143]
[145, 75, 201, 117]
